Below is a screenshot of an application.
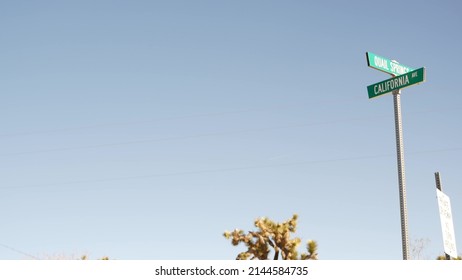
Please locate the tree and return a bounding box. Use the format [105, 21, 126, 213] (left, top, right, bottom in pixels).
[436, 254, 462, 260]
[410, 238, 431, 260]
[410, 237, 462, 260]
[224, 214, 318, 260]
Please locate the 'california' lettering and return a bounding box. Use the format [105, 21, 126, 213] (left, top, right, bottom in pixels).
[374, 75, 410, 95]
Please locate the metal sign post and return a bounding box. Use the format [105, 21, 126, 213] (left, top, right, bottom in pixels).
[393, 90, 409, 260]
[366, 52, 426, 260]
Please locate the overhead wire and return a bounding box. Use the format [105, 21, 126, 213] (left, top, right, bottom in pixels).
[2, 146, 461, 192]
[0, 96, 363, 138]
[0, 107, 261, 138]
[0, 115, 385, 157]
[1, 106, 460, 157]
[1, 103, 460, 192]
[0, 243, 38, 260]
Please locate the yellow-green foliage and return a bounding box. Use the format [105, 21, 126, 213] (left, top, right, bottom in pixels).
[436, 255, 462, 260]
[224, 214, 318, 260]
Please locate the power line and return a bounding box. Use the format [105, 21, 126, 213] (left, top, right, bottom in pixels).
[0, 115, 385, 157]
[0, 243, 38, 260]
[2, 152, 394, 190]
[0, 108, 261, 138]
[1, 99, 458, 139]
[0, 97, 363, 138]
[2, 106, 459, 157]
[3, 146, 461, 192]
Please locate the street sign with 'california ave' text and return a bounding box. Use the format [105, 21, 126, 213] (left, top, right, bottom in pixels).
[367, 67, 425, 99]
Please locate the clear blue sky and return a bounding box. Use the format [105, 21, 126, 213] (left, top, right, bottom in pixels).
[1, 0, 461, 260]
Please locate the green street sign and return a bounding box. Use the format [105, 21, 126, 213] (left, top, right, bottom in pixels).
[366, 52, 414, 76]
[367, 67, 426, 99]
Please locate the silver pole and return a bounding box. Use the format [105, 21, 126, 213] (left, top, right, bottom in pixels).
[393, 90, 410, 260]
